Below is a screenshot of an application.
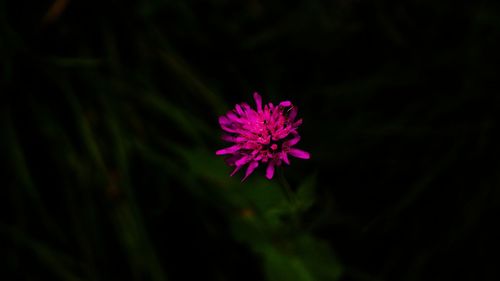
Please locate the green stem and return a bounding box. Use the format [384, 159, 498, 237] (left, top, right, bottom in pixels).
[278, 168, 295, 204]
[277, 168, 299, 228]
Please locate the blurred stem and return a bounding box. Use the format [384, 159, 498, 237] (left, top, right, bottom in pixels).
[277, 168, 299, 228]
[278, 168, 294, 204]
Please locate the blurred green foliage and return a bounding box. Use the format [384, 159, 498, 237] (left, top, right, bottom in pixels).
[2, 0, 500, 281]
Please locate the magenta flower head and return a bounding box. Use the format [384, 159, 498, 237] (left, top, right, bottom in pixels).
[216, 92, 310, 181]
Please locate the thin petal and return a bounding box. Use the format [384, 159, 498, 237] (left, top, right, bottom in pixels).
[279, 101, 292, 107]
[230, 166, 242, 176]
[253, 92, 263, 113]
[225, 154, 241, 166]
[293, 119, 303, 127]
[216, 144, 240, 155]
[241, 102, 251, 111]
[219, 116, 231, 126]
[221, 135, 237, 142]
[226, 111, 241, 122]
[266, 161, 275, 179]
[222, 135, 247, 143]
[235, 104, 244, 115]
[220, 123, 238, 133]
[288, 148, 310, 159]
[235, 155, 252, 166]
[284, 136, 301, 146]
[282, 152, 290, 165]
[288, 106, 298, 121]
[242, 161, 259, 181]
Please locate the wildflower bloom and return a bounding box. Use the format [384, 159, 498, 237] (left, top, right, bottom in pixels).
[216, 92, 310, 181]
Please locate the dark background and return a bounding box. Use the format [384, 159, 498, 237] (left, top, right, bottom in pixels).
[2, 0, 500, 280]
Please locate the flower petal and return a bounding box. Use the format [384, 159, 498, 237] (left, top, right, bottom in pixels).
[219, 116, 231, 126]
[242, 161, 259, 181]
[220, 123, 238, 133]
[266, 161, 275, 179]
[288, 148, 310, 159]
[279, 101, 292, 107]
[230, 165, 242, 176]
[216, 144, 240, 155]
[221, 135, 237, 142]
[225, 154, 242, 166]
[288, 106, 298, 121]
[281, 152, 290, 165]
[284, 136, 301, 146]
[235, 155, 252, 166]
[235, 104, 244, 115]
[293, 118, 303, 127]
[226, 111, 241, 122]
[253, 92, 263, 113]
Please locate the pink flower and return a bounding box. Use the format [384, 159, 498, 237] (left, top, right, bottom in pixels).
[216, 92, 310, 181]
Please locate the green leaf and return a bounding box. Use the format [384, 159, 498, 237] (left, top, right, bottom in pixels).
[260, 245, 315, 281]
[295, 235, 342, 281]
[1, 225, 86, 281]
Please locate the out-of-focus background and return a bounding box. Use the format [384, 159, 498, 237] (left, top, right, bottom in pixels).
[1, 1, 500, 280]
